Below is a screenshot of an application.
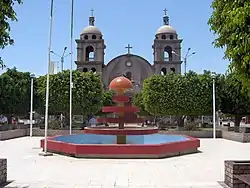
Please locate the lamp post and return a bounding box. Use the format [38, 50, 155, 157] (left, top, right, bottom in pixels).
[172, 48, 196, 74]
[212, 73, 216, 139]
[29, 74, 35, 137]
[50, 47, 70, 72]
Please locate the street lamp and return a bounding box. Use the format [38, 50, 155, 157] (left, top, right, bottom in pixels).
[211, 72, 216, 139]
[50, 47, 70, 72]
[29, 74, 35, 137]
[172, 47, 196, 74]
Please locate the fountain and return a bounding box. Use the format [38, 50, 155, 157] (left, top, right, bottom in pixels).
[41, 76, 200, 158]
[84, 76, 158, 144]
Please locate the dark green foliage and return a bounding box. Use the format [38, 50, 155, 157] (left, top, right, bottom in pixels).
[0, 67, 33, 115]
[0, 0, 23, 68]
[95, 90, 115, 116]
[37, 70, 103, 118]
[132, 92, 150, 116]
[102, 90, 115, 107]
[219, 73, 250, 129]
[208, 0, 250, 93]
[142, 71, 213, 117]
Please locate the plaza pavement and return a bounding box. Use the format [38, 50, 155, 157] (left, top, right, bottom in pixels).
[1, 137, 250, 188]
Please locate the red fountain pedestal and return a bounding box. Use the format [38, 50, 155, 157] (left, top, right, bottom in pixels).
[85, 76, 157, 144]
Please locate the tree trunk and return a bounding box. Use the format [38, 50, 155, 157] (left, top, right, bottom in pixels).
[7, 114, 12, 125]
[64, 112, 70, 127]
[234, 115, 242, 132]
[82, 115, 86, 129]
[190, 116, 195, 122]
[177, 115, 185, 131]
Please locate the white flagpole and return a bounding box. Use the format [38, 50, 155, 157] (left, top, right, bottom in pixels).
[41, 0, 54, 155]
[212, 77, 216, 139]
[29, 76, 34, 137]
[69, 0, 74, 135]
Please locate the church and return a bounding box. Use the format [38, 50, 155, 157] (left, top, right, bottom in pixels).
[75, 9, 183, 91]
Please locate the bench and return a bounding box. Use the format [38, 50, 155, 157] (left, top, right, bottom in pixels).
[234, 174, 250, 187]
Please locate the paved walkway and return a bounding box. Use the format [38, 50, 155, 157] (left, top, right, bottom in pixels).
[1, 137, 250, 187]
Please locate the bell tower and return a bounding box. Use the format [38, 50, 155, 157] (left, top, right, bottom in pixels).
[153, 9, 183, 75]
[75, 9, 106, 74]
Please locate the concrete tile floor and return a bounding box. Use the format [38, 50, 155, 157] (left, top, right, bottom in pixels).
[1, 137, 250, 187]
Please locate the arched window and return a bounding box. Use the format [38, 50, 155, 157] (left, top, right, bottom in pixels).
[85, 46, 94, 61]
[170, 35, 174, 40]
[92, 35, 96, 39]
[100, 36, 102, 39]
[125, 71, 132, 80]
[161, 35, 166, 39]
[83, 68, 88, 72]
[170, 67, 176, 73]
[91, 67, 97, 73]
[161, 68, 167, 75]
[164, 46, 172, 61]
[84, 35, 88, 40]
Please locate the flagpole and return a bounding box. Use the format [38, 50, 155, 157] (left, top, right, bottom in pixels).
[69, 0, 74, 135]
[40, 0, 54, 156]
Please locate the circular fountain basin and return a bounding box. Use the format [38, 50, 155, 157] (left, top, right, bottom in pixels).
[40, 134, 200, 159]
[84, 127, 158, 135]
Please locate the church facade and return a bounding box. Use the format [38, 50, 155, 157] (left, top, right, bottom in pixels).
[75, 10, 183, 91]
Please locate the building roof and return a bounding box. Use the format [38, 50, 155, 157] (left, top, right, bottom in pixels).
[156, 25, 176, 35]
[80, 25, 102, 35]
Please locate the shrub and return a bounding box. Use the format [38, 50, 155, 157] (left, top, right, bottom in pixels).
[49, 119, 61, 130]
[184, 122, 200, 131]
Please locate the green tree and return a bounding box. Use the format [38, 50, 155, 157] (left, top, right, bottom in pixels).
[219, 73, 250, 131]
[96, 90, 115, 116]
[0, 67, 34, 122]
[0, 0, 23, 68]
[142, 72, 214, 128]
[35, 75, 46, 114]
[132, 93, 150, 116]
[37, 70, 103, 119]
[102, 90, 115, 106]
[208, 1, 250, 93]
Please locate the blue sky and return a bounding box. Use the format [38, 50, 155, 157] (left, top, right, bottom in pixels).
[1, 0, 229, 76]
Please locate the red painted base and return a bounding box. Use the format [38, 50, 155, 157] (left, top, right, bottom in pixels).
[83, 127, 158, 135]
[112, 96, 130, 103]
[40, 135, 200, 159]
[97, 117, 144, 123]
[102, 106, 139, 113]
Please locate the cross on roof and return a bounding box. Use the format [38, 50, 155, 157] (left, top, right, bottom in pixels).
[125, 44, 133, 54]
[163, 8, 168, 16]
[90, 8, 94, 16]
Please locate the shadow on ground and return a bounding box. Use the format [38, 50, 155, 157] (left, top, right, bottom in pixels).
[0, 181, 29, 188]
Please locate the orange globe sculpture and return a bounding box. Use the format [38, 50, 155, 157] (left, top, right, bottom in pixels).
[109, 76, 133, 92]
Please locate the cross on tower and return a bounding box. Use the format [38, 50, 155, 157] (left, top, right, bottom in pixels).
[90, 8, 94, 16]
[125, 44, 133, 54]
[163, 8, 168, 16]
